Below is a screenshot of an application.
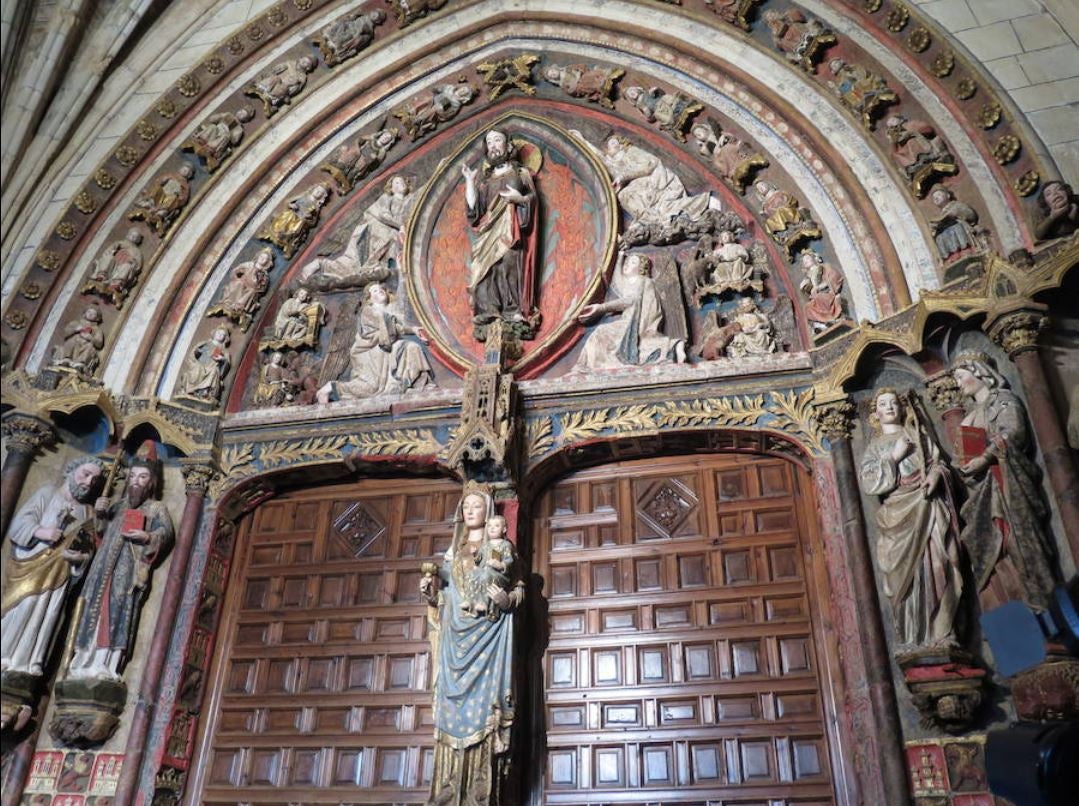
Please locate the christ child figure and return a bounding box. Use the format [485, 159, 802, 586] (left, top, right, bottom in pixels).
[461, 515, 515, 617]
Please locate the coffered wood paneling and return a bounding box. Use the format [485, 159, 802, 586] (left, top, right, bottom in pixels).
[536, 455, 835, 805]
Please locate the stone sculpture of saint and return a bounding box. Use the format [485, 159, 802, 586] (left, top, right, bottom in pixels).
[462, 130, 539, 336]
[67, 441, 174, 681]
[859, 389, 964, 649]
[208, 248, 274, 331]
[930, 187, 985, 261]
[726, 298, 777, 358]
[952, 351, 1060, 610]
[52, 306, 106, 374]
[258, 183, 331, 259]
[575, 251, 687, 370]
[317, 282, 433, 402]
[178, 326, 232, 403]
[82, 229, 144, 309]
[419, 489, 523, 805]
[2, 457, 105, 676]
[127, 163, 194, 236]
[245, 55, 317, 117]
[798, 250, 845, 331]
[183, 107, 253, 172]
[261, 287, 325, 351]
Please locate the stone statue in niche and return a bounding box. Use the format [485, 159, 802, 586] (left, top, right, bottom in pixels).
[182, 107, 254, 173]
[177, 326, 232, 404]
[929, 186, 988, 262]
[127, 163, 194, 236]
[304, 174, 415, 287]
[207, 248, 274, 332]
[66, 442, 174, 682]
[393, 82, 476, 141]
[574, 251, 687, 370]
[259, 287, 326, 351]
[1034, 180, 1079, 241]
[314, 8, 385, 66]
[51, 305, 106, 375]
[387, 0, 446, 27]
[462, 130, 541, 340]
[827, 58, 898, 130]
[541, 62, 623, 108]
[797, 249, 846, 332]
[420, 487, 522, 805]
[244, 55, 317, 117]
[258, 183, 331, 259]
[763, 9, 837, 72]
[859, 389, 964, 649]
[2, 457, 104, 677]
[684, 229, 765, 302]
[575, 131, 721, 244]
[704, 0, 762, 31]
[753, 180, 822, 258]
[623, 85, 704, 141]
[690, 118, 768, 194]
[81, 229, 144, 309]
[320, 128, 398, 194]
[316, 282, 434, 403]
[951, 351, 1060, 610]
[885, 115, 958, 197]
[254, 351, 319, 406]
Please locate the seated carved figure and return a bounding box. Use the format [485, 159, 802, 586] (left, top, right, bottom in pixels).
[623, 86, 703, 141]
[178, 327, 232, 403]
[885, 115, 957, 197]
[315, 9, 385, 66]
[320, 128, 397, 194]
[52, 306, 105, 374]
[207, 248, 274, 332]
[245, 56, 317, 117]
[763, 9, 836, 71]
[827, 58, 898, 129]
[127, 164, 194, 236]
[183, 107, 253, 172]
[929, 187, 987, 262]
[260, 288, 325, 351]
[258, 184, 331, 259]
[82, 229, 144, 309]
[753, 180, 822, 258]
[797, 250, 845, 331]
[542, 63, 623, 108]
[690, 119, 768, 194]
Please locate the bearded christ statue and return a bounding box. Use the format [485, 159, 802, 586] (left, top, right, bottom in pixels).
[461, 129, 539, 341]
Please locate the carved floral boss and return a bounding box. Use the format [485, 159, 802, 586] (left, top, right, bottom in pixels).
[403, 112, 619, 376]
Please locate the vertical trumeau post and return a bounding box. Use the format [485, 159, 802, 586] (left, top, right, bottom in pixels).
[985, 303, 1079, 561]
[813, 394, 913, 806]
[0, 412, 56, 541]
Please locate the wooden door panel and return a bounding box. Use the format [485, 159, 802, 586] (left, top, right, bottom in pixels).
[192, 477, 459, 804]
[538, 455, 834, 805]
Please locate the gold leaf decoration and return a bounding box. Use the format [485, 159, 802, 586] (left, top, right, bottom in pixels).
[136, 120, 157, 141]
[246, 24, 265, 41]
[226, 37, 245, 55]
[4, 311, 29, 329]
[886, 5, 909, 32]
[526, 418, 554, 458]
[178, 74, 200, 97]
[864, 0, 882, 11]
[907, 27, 930, 52]
[94, 169, 117, 189]
[292, 0, 313, 9]
[20, 282, 42, 300]
[956, 78, 977, 100]
[267, 6, 288, 26]
[767, 389, 826, 454]
[218, 444, 256, 477]
[351, 429, 441, 456]
[56, 221, 77, 240]
[978, 102, 1002, 129]
[993, 135, 1021, 165]
[559, 408, 617, 444]
[157, 99, 178, 119]
[1014, 170, 1040, 196]
[115, 145, 139, 166]
[204, 57, 225, 75]
[655, 396, 766, 429]
[931, 50, 954, 77]
[37, 251, 61, 271]
[259, 435, 349, 468]
[74, 191, 96, 214]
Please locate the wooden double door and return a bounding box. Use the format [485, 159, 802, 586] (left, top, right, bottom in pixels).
[190, 455, 836, 805]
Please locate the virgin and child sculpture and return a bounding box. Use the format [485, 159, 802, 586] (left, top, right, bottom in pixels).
[420, 489, 523, 805]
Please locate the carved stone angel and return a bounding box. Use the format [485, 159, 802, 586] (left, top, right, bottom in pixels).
[623, 86, 703, 141]
[207, 248, 274, 332]
[393, 83, 476, 140]
[81, 229, 144, 309]
[753, 180, 822, 258]
[127, 164, 194, 236]
[245, 56, 317, 117]
[258, 184, 331, 258]
[542, 63, 623, 108]
[182, 107, 253, 173]
[320, 128, 397, 194]
[690, 118, 768, 194]
[827, 58, 898, 130]
[315, 8, 385, 66]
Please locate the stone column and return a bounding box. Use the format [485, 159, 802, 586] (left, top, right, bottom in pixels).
[814, 396, 912, 806]
[111, 461, 214, 806]
[986, 308, 1079, 562]
[925, 371, 966, 452]
[1, 412, 55, 540]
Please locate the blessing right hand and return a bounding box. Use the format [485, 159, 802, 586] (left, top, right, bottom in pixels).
[35, 526, 64, 545]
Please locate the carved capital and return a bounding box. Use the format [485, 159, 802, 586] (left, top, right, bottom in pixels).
[986, 308, 1047, 358]
[0, 412, 56, 455]
[181, 462, 216, 495]
[925, 372, 963, 413]
[812, 397, 855, 442]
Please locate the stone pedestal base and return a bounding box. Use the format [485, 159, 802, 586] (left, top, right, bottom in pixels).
[0, 671, 39, 734]
[898, 647, 987, 732]
[49, 677, 127, 745]
[1010, 653, 1079, 721]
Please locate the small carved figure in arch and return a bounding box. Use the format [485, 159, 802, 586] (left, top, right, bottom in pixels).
[245, 55, 317, 117]
[393, 82, 476, 141]
[623, 85, 703, 141]
[315, 8, 386, 67]
[127, 163, 194, 237]
[182, 107, 254, 173]
[1034, 180, 1079, 241]
[541, 62, 623, 108]
[690, 118, 768, 194]
[177, 326, 232, 404]
[258, 183, 331, 259]
[929, 186, 988, 262]
[207, 248, 274, 332]
[885, 115, 957, 197]
[320, 128, 398, 194]
[82, 229, 144, 309]
[753, 180, 822, 258]
[827, 58, 898, 130]
[763, 9, 837, 72]
[51, 305, 106, 375]
[260, 287, 326, 351]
